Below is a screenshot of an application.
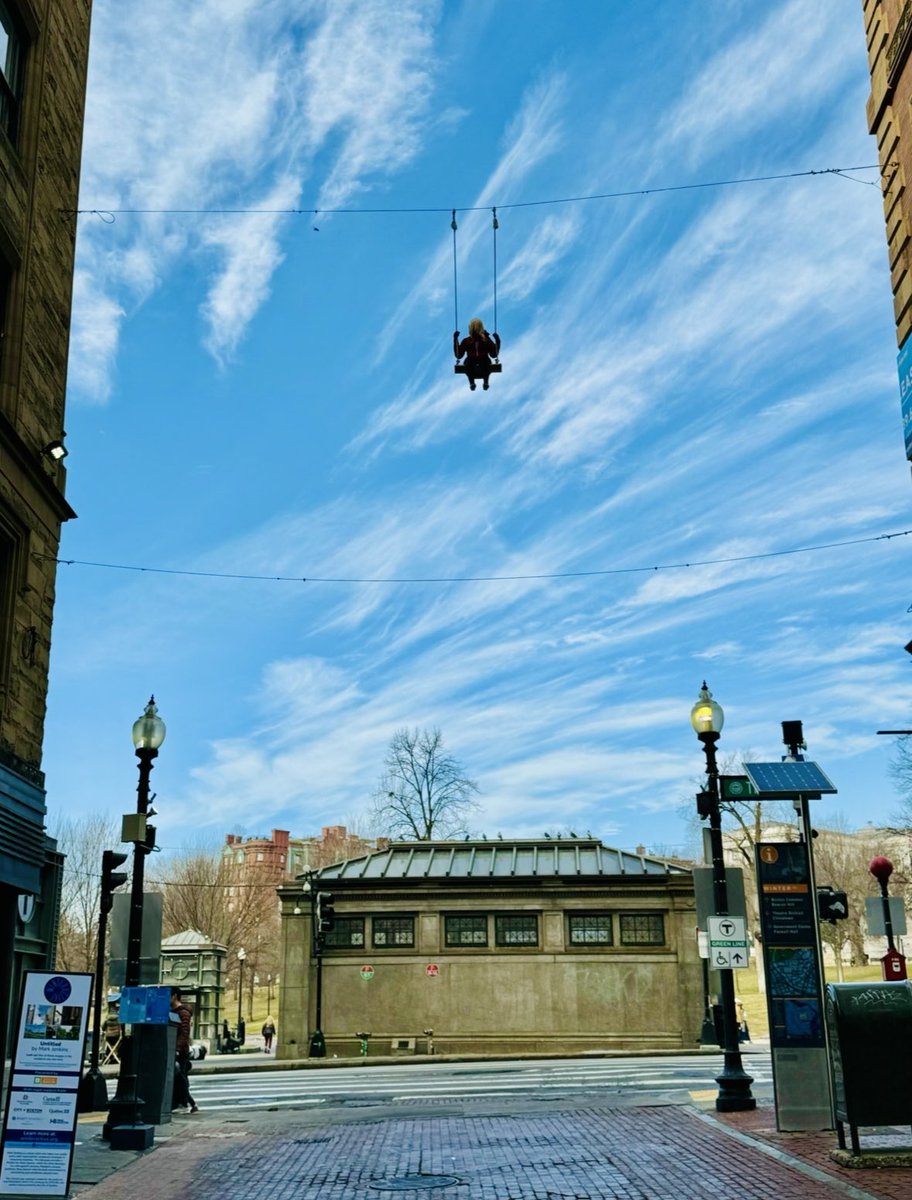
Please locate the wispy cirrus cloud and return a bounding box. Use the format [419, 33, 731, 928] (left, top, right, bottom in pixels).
[71, 0, 442, 401]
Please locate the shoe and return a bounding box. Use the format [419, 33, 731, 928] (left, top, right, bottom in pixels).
[483, 381, 489, 390]
[189, 1104, 199, 1114]
[469, 382, 476, 391]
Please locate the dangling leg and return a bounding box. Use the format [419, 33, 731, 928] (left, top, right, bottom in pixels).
[482, 370, 490, 391]
[467, 369, 477, 391]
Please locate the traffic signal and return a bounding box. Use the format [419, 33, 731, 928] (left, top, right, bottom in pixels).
[316, 891, 336, 933]
[100, 850, 129, 915]
[817, 886, 849, 924]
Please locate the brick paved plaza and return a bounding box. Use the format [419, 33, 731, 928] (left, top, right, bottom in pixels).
[70, 1104, 912, 1200]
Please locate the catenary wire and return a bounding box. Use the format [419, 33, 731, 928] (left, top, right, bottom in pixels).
[67, 163, 883, 220]
[46, 528, 912, 587]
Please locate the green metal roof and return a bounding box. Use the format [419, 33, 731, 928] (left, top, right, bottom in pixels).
[308, 839, 688, 882]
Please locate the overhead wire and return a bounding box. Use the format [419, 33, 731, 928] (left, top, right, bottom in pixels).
[45, 527, 912, 588]
[67, 163, 883, 222]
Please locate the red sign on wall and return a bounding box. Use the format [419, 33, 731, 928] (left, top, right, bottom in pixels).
[425, 963, 439, 978]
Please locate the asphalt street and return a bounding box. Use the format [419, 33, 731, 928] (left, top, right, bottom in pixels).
[165, 1051, 776, 1117]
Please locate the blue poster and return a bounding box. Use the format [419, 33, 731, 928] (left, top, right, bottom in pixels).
[898, 339, 912, 460]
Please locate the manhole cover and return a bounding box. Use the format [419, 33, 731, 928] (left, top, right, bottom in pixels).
[370, 1174, 461, 1191]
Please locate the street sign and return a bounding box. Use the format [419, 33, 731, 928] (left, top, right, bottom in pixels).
[720, 775, 758, 799]
[707, 916, 750, 969]
[359, 965, 374, 981]
[865, 895, 908, 936]
[898, 337, 912, 460]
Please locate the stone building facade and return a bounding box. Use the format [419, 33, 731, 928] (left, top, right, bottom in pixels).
[0, 0, 92, 1054]
[863, 0, 912, 352]
[277, 838, 702, 1058]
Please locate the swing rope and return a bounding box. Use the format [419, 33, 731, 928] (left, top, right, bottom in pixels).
[451, 209, 459, 331]
[492, 207, 499, 342]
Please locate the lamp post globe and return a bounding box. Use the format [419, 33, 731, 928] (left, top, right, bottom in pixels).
[691, 681, 724, 738]
[132, 696, 166, 752]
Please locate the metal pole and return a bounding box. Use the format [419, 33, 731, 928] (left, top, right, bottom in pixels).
[701, 732, 756, 1112]
[77, 903, 110, 1111]
[237, 958, 244, 1031]
[880, 878, 896, 952]
[103, 747, 156, 1142]
[309, 884, 326, 1057]
[796, 794, 834, 1115]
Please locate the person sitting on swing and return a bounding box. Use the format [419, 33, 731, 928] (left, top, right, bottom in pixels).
[454, 317, 500, 391]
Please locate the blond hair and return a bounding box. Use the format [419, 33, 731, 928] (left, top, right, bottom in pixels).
[468, 317, 484, 336]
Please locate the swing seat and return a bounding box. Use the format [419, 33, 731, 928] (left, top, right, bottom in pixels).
[455, 362, 502, 376]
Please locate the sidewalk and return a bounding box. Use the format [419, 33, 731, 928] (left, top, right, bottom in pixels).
[69, 1098, 912, 1200]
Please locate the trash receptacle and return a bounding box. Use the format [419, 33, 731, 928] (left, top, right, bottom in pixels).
[825, 981, 912, 1154]
[132, 1021, 177, 1125]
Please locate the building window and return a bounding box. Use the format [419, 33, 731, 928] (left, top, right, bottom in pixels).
[372, 915, 415, 948]
[568, 913, 613, 945]
[495, 914, 538, 946]
[444, 914, 487, 946]
[256, 852, 264, 862]
[619, 913, 665, 946]
[235, 851, 244, 864]
[0, 3, 23, 145]
[325, 917, 364, 949]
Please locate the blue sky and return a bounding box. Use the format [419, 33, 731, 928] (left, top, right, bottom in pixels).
[43, 0, 912, 857]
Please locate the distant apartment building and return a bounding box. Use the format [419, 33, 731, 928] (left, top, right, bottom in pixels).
[861, 0, 912, 463]
[0, 0, 92, 1057]
[222, 826, 381, 897]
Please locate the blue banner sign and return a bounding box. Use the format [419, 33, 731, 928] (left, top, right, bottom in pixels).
[119, 986, 172, 1026]
[898, 339, 912, 460]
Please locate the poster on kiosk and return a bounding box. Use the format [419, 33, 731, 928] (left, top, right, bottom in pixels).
[0, 971, 93, 1197]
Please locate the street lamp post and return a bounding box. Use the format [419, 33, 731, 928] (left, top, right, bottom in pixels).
[104, 697, 166, 1149]
[237, 949, 247, 1042]
[691, 682, 756, 1112]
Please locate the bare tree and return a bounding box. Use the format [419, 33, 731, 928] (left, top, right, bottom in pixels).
[149, 845, 280, 986]
[371, 727, 479, 840]
[52, 813, 121, 973]
[812, 817, 885, 978]
[889, 737, 912, 828]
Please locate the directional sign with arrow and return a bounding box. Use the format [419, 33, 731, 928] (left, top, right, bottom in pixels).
[707, 916, 750, 969]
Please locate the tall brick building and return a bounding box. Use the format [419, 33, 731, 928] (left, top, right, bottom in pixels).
[0, 0, 92, 1054]
[861, 0, 912, 462]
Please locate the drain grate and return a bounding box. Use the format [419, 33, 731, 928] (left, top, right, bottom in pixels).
[370, 1174, 461, 1191]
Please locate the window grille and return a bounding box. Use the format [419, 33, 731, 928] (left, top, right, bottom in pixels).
[372, 915, 415, 948]
[444, 914, 488, 946]
[619, 913, 665, 946]
[324, 917, 364, 948]
[494, 914, 538, 946]
[568, 913, 613, 945]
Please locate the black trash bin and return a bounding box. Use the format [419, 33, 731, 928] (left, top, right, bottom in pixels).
[825, 981, 912, 1154]
[132, 1021, 177, 1125]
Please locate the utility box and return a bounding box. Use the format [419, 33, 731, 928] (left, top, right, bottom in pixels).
[132, 1020, 177, 1125]
[390, 1037, 416, 1055]
[826, 981, 912, 1154]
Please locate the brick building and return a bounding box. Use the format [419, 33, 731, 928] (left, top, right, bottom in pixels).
[222, 825, 380, 890]
[861, 1, 912, 463]
[277, 838, 701, 1058]
[0, 0, 92, 1055]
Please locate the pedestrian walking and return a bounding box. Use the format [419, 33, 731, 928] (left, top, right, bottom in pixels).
[262, 1016, 276, 1053]
[170, 987, 199, 1114]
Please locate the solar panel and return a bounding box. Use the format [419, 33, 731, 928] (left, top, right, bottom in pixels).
[741, 761, 836, 797]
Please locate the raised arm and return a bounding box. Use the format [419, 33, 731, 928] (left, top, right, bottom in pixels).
[453, 330, 463, 359]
